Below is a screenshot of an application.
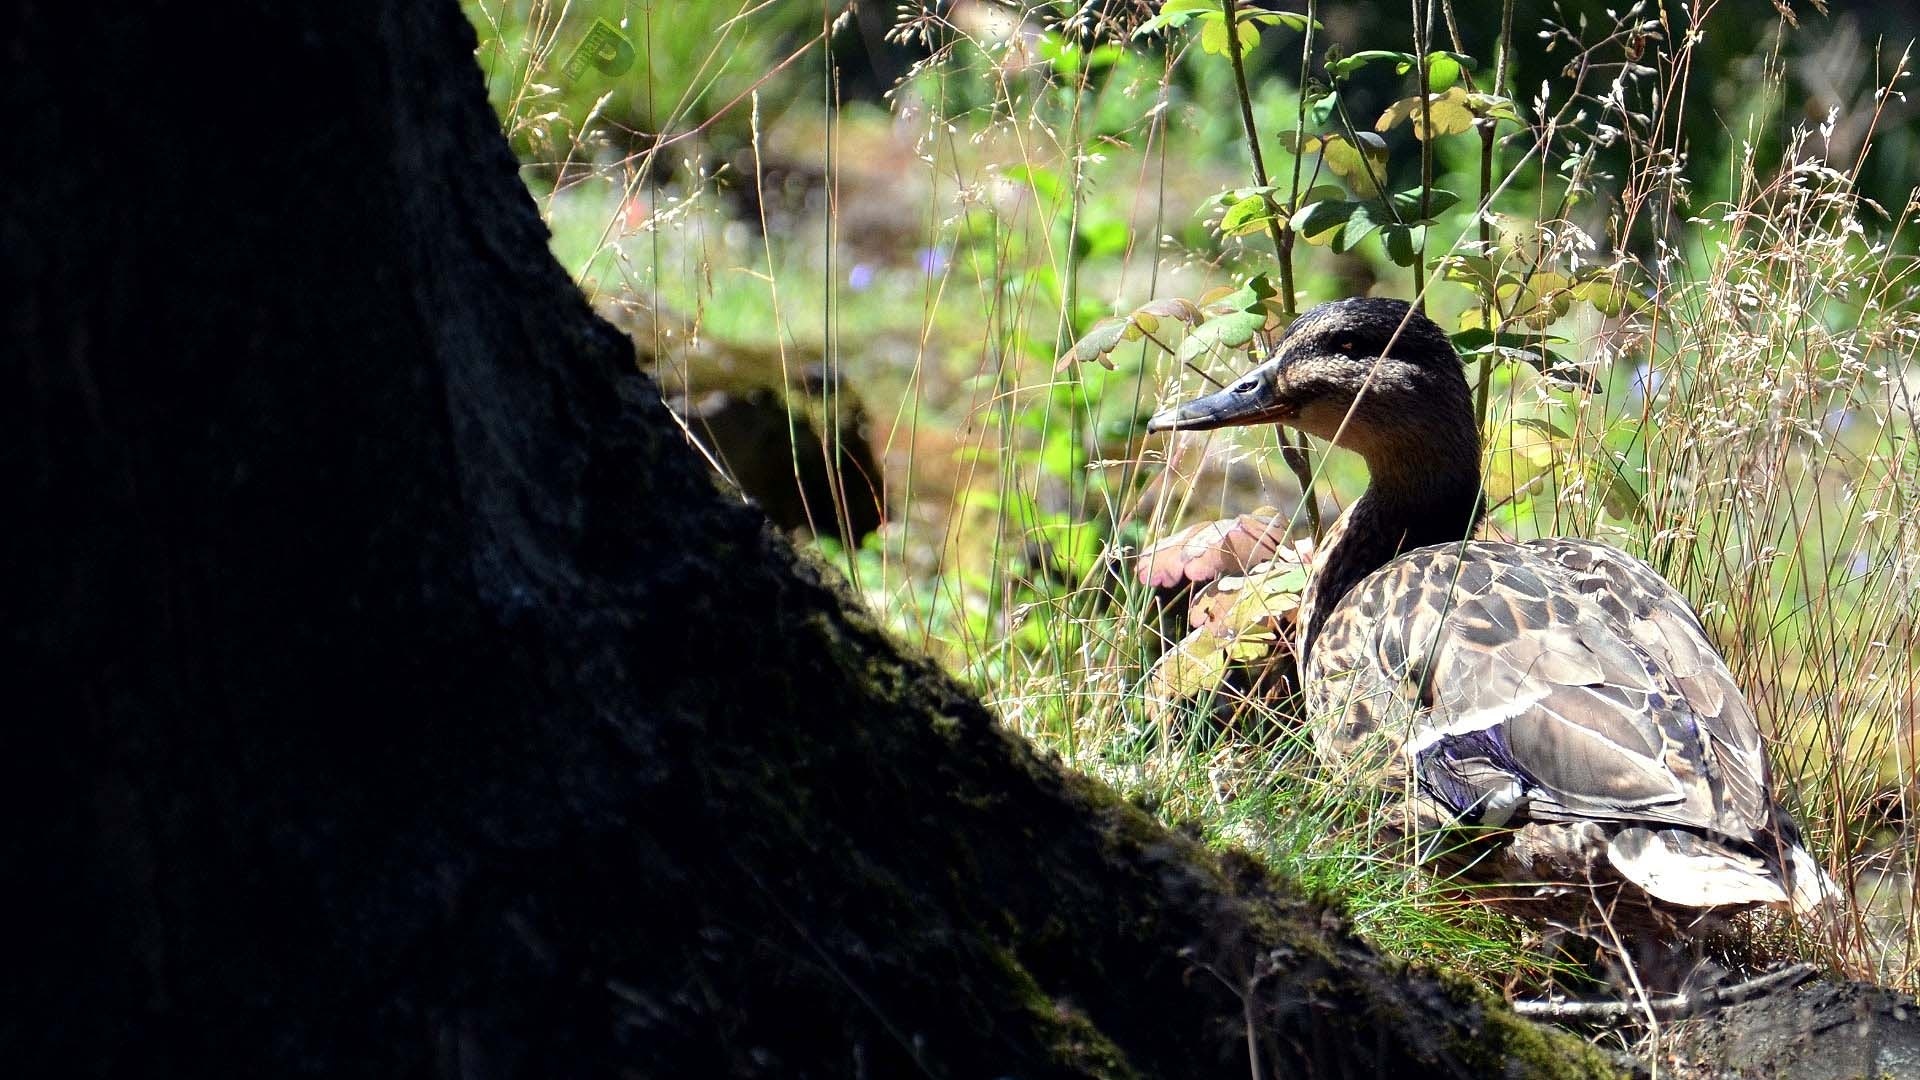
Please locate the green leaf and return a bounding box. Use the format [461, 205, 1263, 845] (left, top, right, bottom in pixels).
[1274, 129, 1317, 154]
[1591, 459, 1646, 522]
[1304, 90, 1338, 126]
[1570, 272, 1645, 316]
[1467, 92, 1523, 123]
[1450, 328, 1569, 350]
[1331, 203, 1380, 252]
[1077, 218, 1130, 260]
[1038, 34, 1080, 75]
[1438, 256, 1500, 295]
[1147, 628, 1233, 708]
[1454, 331, 1595, 391]
[1530, 352, 1594, 389]
[1385, 186, 1461, 220]
[1484, 417, 1559, 505]
[1298, 183, 1346, 205]
[1382, 223, 1424, 266]
[1205, 273, 1277, 314]
[1220, 193, 1280, 237]
[1296, 193, 1446, 255]
[1058, 298, 1206, 371]
[1425, 52, 1462, 91]
[1069, 316, 1129, 368]
[1327, 49, 1414, 80]
[1136, 296, 1206, 325]
[1255, 10, 1320, 31]
[1197, 10, 1259, 56]
[1314, 132, 1388, 196]
[1087, 43, 1125, 70]
[1376, 86, 1477, 140]
[1291, 198, 1358, 244]
[1513, 416, 1573, 440]
[1217, 184, 1280, 202]
[1038, 36, 1125, 76]
[1133, 0, 1218, 37]
[1216, 185, 1335, 238]
[1177, 310, 1265, 363]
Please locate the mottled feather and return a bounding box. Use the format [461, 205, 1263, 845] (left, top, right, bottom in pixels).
[1307, 537, 1810, 916]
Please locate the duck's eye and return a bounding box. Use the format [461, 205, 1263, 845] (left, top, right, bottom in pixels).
[1334, 338, 1356, 353]
[1234, 379, 1258, 393]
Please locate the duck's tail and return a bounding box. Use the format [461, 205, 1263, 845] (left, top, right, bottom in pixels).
[1608, 827, 1791, 908]
[1605, 819, 1843, 921]
[1774, 812, 1846, 924]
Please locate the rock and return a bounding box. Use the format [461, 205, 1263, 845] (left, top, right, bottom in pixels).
[609, 300, 886, 542]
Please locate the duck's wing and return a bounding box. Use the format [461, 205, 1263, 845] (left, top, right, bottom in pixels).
[1309, 539, 1773, 845]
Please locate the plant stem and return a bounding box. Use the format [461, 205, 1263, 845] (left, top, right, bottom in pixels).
[1284, 0, 1319, 320]
[1221, 0, 1321, 538]
[1491, 0, 1515, 97]
[1473, 122, 1494, 425]
[1221, 0, 1290, 299]
[1286, 0, 1323, 539]
[1471, 0, 1517, 426]
[1412, 0, 1432, 310]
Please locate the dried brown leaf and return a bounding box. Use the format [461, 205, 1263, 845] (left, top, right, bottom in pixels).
[1136, 508, 1295, 589]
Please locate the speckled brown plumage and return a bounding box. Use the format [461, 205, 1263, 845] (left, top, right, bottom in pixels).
[1147, 297, 1837, 942]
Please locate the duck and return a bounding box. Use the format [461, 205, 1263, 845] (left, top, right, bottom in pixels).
[1145, 297, 1838, 955]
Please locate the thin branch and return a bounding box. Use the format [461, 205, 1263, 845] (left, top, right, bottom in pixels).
[1283, 0, 1320, 319]
[1221, 0, 1321, 538]
[1511, 964, 1820, 1023]
[1138, 327, 1230, 389]
[1221, 0, 1290, 290]
[1474, 0, 1517, 425]
[1412, 0, 1433, 309]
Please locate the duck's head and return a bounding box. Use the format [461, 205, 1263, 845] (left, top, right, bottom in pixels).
[1145, 297, 1470, 458]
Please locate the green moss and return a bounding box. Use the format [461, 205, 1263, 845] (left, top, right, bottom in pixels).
[988, 945, 1142, 1079]
[755, 518, 1635, 1078]
[1435, 976, 1626, 1080]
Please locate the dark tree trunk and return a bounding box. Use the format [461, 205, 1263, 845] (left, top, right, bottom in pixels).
[4, 4, 1624, 1077]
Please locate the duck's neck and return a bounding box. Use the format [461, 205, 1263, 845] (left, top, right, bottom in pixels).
[1299, 449, 1484, 661]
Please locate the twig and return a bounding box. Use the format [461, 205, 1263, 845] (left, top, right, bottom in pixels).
[1220, 0, 1320, 539]
[1411, 0, 1433, 308]
[1474, 0, 1517, 425]
[1283, 0, 1317, 317]
[1511, 963, 1820, 1024]
[1136, 326, 1228, 389]
[1220, 0, 1290, 296]
[1278, 431, 1318, 535]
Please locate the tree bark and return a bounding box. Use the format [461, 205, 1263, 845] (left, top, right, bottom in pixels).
[5, 3, 1622, 1077]
[1661, 979, 1920, 1078]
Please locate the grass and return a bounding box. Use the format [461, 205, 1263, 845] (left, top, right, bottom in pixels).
[467, 0, 1920, 1001]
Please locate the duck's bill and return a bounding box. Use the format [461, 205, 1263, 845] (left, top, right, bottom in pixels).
[1145, 386, 1290, 433]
